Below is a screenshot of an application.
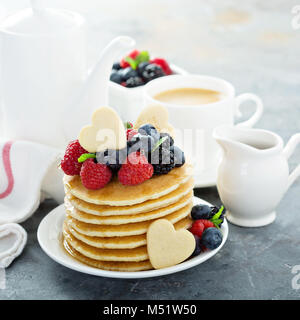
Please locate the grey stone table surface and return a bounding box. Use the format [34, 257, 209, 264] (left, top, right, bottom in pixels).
[0, 0, 300, 300]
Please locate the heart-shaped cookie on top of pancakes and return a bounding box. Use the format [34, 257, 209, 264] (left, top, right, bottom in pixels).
[79, 106, 127, 153]
[147, 219, 195, 269]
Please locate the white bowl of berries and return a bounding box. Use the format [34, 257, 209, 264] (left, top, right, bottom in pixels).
[108, 49, 187, 122]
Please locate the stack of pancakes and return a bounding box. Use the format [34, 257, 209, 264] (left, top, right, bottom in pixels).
[62, 162, 194, 272]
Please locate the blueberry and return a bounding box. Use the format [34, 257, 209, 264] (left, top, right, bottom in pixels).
[125, 76, 144, 88]
[120, 67, 138, 81]
[96, 148, 127, 172]
[201, 228, 223, 250]
[128, 133, 155, 155]
[142, 64, 165, 82]
[137, 62, 150, 77]
[191, 235, 202, 257]
[138, 124, 160, 143]
[110, 70, 123, 84]
[112, 62, 121, 70]
[171, 145, 185, 167]
[191, 204, 213, 220]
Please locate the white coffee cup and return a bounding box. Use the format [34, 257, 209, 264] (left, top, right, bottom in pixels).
[143, 74, 264, 187]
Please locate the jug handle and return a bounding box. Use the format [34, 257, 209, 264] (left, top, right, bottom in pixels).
[235, 93, 264, 128]
[283, 133, 300, 190]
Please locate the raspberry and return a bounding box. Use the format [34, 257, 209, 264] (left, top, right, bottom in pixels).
[198, 219, 215, 229]
[120, 49, 140, 68]
[190, 220, 205, 238]
[150, 58, 172, 75]
[61, 140, 87, 176]
[118, 152, 153, 185]
[80, 159, 112, 190]
[126, 129, 138, 141]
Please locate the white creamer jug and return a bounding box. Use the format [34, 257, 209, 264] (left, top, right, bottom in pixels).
[214, 125, 300, 227]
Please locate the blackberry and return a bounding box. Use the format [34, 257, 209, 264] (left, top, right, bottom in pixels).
[151, 147, 175, 175]
[142, 64, 165, 82]
[125, 76, 144, 88]
[137, 61, 150, 77]
[120, 67, 138, 81]
[159, 132, 174, 148]
[96, 148, 127, 172]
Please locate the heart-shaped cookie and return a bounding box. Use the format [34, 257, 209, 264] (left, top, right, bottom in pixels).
[79, 106, 126, 153]
[134, 105, 175, 137]
[147, 219, 195, 269]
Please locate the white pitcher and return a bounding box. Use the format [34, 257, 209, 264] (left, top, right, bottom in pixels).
[0, 0, 135, 149]
[214, 125, 300, 227]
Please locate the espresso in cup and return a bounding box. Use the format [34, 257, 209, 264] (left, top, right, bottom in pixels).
[154, 88, 226, 105]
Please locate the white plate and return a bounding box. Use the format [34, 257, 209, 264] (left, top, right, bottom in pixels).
[37, 196, 228, 279]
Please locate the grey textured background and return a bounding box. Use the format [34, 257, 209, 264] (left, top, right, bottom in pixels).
[0, 0, 300, 300]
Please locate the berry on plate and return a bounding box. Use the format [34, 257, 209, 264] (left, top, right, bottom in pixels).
[126, 128, 138, 141]
[191, 204, 214, 220]
[61, 140, 87, 176]
[120, 49, 140, 68]
[191, 235, 202, 257]
[201, 228, 223, 250]
[142, 64, 165, 82]
[125, 76, 144, 88]
[189, 220, 205, 238]
[118, 152, 153, 185]
[150, 58, 172, 75]
[80, 159, 112, 190]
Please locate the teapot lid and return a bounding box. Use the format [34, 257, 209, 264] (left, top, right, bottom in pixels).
[0, 4, 84, 36]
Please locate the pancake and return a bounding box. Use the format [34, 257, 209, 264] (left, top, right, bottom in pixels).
[65, 191, 193, 225]
[66, 216, 193, 249]
[64, 162, 193, 206]
[66, 178, 194, 216]
[63, 224, 148, 262]
[66, 201, 193, 237]
[64, 240, 153, 271]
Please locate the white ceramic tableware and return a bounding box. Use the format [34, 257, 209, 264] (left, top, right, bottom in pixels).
[214, 125, 300, 227]
[0, 1, 135, 150]
[144, 75, 264, 187]
[37, 196, 228, 279]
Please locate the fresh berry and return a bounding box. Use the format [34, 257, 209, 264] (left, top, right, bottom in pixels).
[137, 61, 150, 76]
[142, 64, 165, 82]
[125, 76, 144, 88]
[61, 140, 87, 176]
[110, 70, 123, 84]
[120, 67, 138, 81]
[112, 62, 121, 70]
[197, 219, 215, 229]
[150, 58, 172, 75]
[191, 204, 214, 220]
[191, 235, 202, 257]
[171, 145, 185, 167]
[128, 133, 155, 156]
[201, 228, 223, 250]
[125, 122, 133, 129]
[80, 159, 112, 190]
[96, 148, 127, 173]
[118, 152, 153, 185]
[120, 49, 140, 68]
[189, 220, 205, 238]
[151, 147, 175, 174]
[126, 128, 138, 141]
[159, 132, 174, 148]
[138, 124, 160, 143]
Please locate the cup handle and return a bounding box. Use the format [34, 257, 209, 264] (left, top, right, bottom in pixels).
[234, 93, 264, 128]
[283, 133, 300, 190]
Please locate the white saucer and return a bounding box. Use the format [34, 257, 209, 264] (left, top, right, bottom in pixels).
[37, 196, 228, 279]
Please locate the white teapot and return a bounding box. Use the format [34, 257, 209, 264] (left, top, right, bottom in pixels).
[0, 0, 135, 149]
